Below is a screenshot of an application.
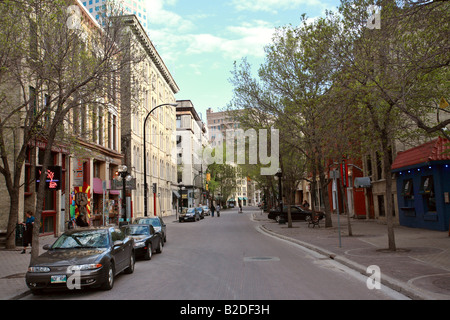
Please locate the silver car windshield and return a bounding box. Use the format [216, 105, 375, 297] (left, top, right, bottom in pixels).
[125, 225, 150, 235]
[52, 230, 109, 249]
[137, 218, 161, 227]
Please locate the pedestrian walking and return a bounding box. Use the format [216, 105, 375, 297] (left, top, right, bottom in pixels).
[211, 204, 215, 217]
[238, 201, 243, 213]
[20, 211, 35, 254]
[216, 204, 220, 217]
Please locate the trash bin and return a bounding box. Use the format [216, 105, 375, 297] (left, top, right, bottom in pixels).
[15, 223, 24, 247]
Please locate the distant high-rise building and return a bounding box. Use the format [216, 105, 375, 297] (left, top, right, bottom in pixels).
[81, 0, 150, 34]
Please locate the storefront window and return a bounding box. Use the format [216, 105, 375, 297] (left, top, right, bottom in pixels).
[420, 176, 436, 212]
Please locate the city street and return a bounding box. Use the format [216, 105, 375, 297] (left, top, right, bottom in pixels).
[23, 207, 407, 300]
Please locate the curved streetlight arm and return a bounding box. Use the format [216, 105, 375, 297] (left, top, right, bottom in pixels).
[143, 103, 178, 217]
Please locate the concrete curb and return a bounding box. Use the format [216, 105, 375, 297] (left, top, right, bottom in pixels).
[257, 223, 440, 300]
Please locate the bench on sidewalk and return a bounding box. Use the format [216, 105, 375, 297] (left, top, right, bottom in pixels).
[307, 213, 324, 228]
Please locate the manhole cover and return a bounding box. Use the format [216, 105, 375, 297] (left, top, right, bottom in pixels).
[433, 277, 450, 291]
[244, 256, 280, 262]
[411, 274, 450, 295]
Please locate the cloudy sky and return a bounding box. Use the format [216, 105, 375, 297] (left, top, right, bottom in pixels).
[144, 0, 341, 119]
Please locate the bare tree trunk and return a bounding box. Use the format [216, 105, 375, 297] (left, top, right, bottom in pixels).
[5, 190, 20, 249]
[382, 137, 396, 251]
[341, 183, 353, 236]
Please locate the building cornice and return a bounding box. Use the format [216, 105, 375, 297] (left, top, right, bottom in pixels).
[118, 15, 180, 95]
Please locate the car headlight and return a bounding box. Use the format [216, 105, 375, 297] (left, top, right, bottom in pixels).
[28, 266, 51, 273]
[68, 264, 102, 271]
[154, 227, 161, 232]
[134, 241, 145, 248]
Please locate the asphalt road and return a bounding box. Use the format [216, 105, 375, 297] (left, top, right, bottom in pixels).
[23, 208, 408, 300]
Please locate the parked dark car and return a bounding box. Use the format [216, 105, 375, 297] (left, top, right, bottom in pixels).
[121, 224, 162, 260]
[195, 207, 205, 219]
[134, 216, 167, 244]
[25, 227, 135, 294]
[179, 207, 201, 222]
[268, 205, 322, 222]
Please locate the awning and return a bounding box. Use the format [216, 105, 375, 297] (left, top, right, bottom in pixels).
[354, 177, 371, 188]
[93, 178, 104, 194]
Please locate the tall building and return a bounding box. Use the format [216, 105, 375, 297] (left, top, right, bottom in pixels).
[176, 100, 208, 208]
[118, 15, 179, 219]
[81, 0, 150, 34]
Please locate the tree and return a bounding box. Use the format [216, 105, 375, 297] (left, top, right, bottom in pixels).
[204, 146, 237, 207]
[230, 15, 345, 227]
[330, 0, 449, 250]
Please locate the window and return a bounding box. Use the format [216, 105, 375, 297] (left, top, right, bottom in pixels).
[366, 154, 372, 177]
[420, 176, 436, 212]
[378, 195, 385, 217]
[29, 86, 37, 116]
[24, 147, 32, 194]
[108, 113, 112, 149]
[111, 228, 125, 242]
[402, 179, 413, 197]
[113, 115, 117, 150]
[376, 151, 382, 180]
[98, 108, 104, 146]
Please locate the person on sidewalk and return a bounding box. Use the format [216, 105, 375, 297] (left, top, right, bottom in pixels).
[20, 211, 35, 254]
[210, 204, 215, 217]
[216, 204, 220, 217]
[302, 200, 310, 209]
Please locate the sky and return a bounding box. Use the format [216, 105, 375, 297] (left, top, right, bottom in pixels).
[143, 0, 341, 121]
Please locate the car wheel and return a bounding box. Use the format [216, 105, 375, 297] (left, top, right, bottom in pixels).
[156, 239, 162, 254]
[275, 215, 280, 222]
[124, 252, 135, 274]
[101, 263, 114, 290]
[148, 243, 153, 260]
[144, 243, 152, 260]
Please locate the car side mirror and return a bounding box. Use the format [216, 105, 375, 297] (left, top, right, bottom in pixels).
[43, 244, 51, 250]
[113, 240, 123, 248]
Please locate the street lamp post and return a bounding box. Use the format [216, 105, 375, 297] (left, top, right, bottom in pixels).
[177, 183, 184, 221]
[275, 168, 284, 224]
[143, 103, 178, 217]
[117, 165, 132, 226]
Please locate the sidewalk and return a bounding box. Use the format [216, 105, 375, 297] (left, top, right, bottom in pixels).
[252, 209, 450, 300]
[0, 234, 56, 300]
[1, 210, 449, 300]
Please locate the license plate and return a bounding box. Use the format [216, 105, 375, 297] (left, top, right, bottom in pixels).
[184, 217, 189, 220]
[51, 275, 67, 283]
